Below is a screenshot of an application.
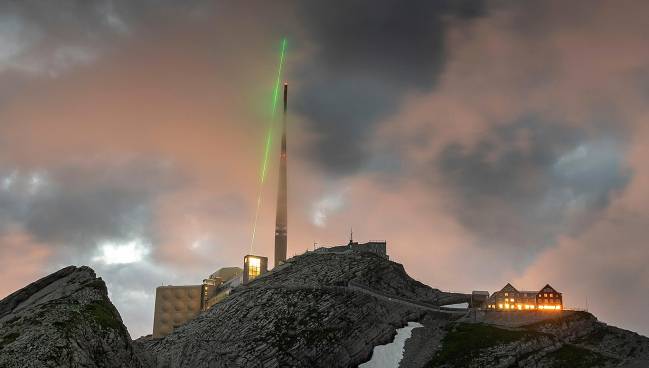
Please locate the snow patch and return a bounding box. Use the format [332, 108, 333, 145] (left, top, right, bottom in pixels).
[441, 302, 468, 309]
[359, 321, 423, 368]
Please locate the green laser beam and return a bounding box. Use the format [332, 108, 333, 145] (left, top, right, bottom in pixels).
[250, 37, 287, 252]
[260, 37, 287, 183]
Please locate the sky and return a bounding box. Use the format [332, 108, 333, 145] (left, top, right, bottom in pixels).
[1, 0, 648, 338]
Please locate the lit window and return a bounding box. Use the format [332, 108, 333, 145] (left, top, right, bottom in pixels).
[247, 257, 261, 280]
[498, 304, 503, 308]
[505, 293, 508, 296]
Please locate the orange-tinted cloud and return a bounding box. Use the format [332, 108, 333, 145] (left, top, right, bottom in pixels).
[2, 1, 649, 339]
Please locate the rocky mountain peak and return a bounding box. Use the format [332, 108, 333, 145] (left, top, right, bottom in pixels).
[0, 265, 144, 368]
[2, 252, 649, 367]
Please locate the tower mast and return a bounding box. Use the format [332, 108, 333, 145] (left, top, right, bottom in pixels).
[274, 83, 288, 267]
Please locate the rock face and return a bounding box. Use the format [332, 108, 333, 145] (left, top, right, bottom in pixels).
[421, 311, 649, 368]
[135, 251, 466, 368]
[134, 251, 649, 368]
[3, 252, 649, 368]
[0, 266, 144, 368]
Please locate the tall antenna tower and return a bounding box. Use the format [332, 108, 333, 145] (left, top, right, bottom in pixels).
[274, 83, 288, 267]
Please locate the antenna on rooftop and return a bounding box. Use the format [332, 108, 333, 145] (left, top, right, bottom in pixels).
[349, 227, 354, 244]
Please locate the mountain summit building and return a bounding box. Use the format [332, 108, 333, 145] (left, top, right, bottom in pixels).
[485, 283, 563, 311]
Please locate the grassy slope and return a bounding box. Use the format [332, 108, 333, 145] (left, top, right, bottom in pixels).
[426, 322, 613, 368]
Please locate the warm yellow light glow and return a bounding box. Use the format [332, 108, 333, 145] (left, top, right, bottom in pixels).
[249, 257, 261, 268]
[246, 256, 262, 280]
[498, 304, 503, 308]
[537, 305, 562, 311]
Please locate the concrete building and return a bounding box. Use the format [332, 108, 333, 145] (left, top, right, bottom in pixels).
[152, 285, 202, 338]
[204, 272, 243, 309]
[201, 267, 242, 311]
[315, 240, 388, 259]
[243, 254, 268, 284]
[471, 290, 490, 308]
[485, 283, 563, 311]
[152, 267, 243, 338]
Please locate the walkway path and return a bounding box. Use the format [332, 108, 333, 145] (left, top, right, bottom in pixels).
[347, 282, 468, 315]
[244, 282, 468, 316]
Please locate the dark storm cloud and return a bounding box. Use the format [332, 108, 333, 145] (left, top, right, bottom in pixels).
[0, 158, 182, 253]
[294, 0, 485, 175]
[437, 119, 630, 256]
[0, 0, 208, 77]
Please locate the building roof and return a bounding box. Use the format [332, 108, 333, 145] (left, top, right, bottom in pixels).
[208, 267, 242, 282]
[499, 283, 518, 293]
[539, 284, 561, 294]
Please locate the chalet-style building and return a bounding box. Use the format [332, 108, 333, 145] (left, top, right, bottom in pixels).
[486, 283, 562, 311]
[536, 284, 563, 310]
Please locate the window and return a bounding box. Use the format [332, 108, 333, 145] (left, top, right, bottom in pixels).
[247, 257, 261, 280]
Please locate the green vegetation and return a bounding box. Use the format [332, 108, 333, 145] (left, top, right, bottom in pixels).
[427, 323, 544, 367]
[426, 321, 619, 368]
[545, 344, 617, 368]
[83, 300, 122, 330]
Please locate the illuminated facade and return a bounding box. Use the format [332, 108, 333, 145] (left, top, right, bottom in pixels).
[201, 267, 243, 311]
[486, 283, 563, 311]
[536, 284, 563, 310]
[152, 267, 242, 337]
[243, 255, 268, 284]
